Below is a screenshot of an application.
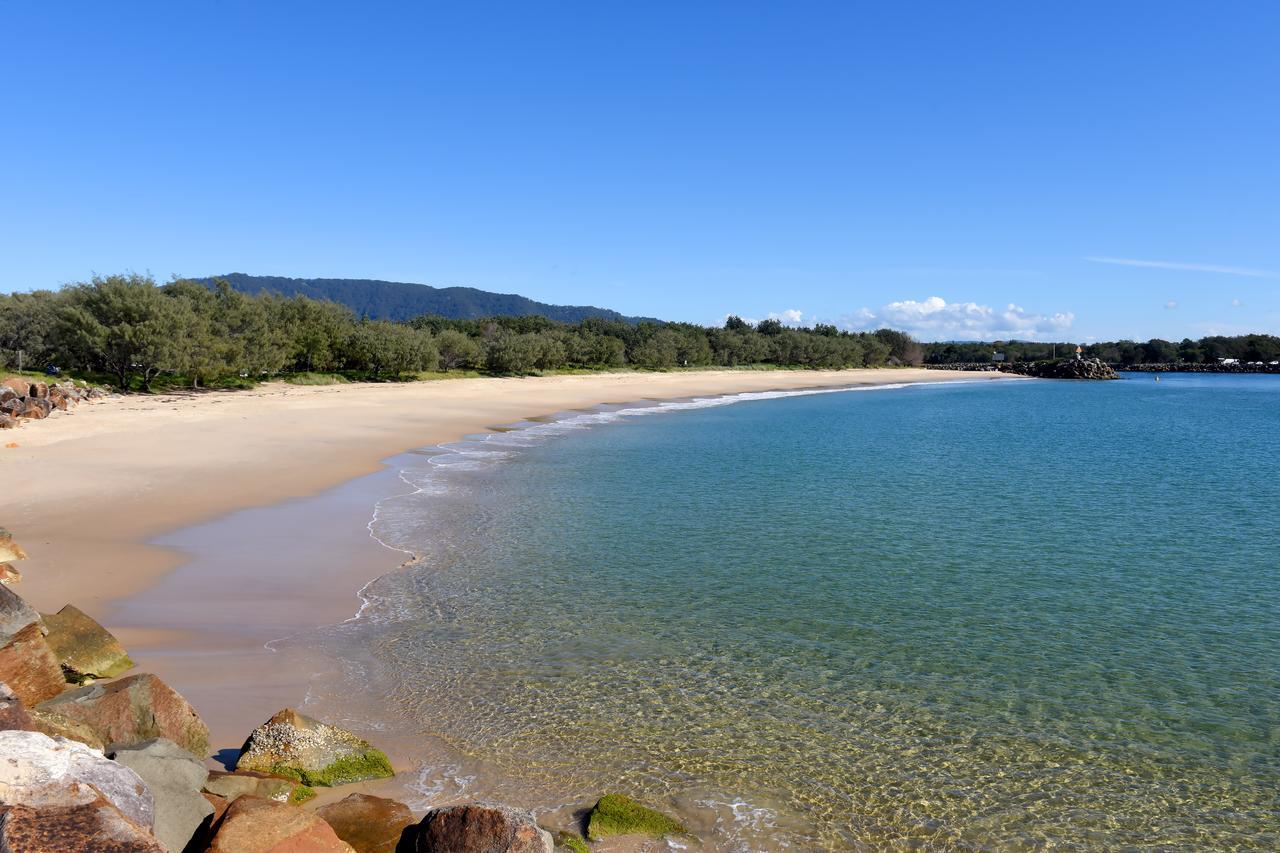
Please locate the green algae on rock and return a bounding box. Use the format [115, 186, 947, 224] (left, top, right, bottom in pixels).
[585, 793, 687, 842]
[234, 708, 394, 787]
[553, 829, 591, 852]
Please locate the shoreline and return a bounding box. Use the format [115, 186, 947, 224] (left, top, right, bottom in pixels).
[6, 368, 1019, 844]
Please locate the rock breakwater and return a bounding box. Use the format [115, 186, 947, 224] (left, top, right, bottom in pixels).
[0, 525, 691, 851]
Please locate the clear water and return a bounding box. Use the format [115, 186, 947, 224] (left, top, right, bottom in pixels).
[293, 375, 1280, 849]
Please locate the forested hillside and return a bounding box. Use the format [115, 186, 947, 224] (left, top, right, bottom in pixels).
[204, 273, 655, 324]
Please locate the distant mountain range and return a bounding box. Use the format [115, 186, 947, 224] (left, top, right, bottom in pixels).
[202, 273, 656, 324]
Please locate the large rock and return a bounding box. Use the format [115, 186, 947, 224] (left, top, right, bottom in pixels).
[42, 603, 134, 682]
[36, 673, 210, 757]
[0, 377, 30, 396]
[234, 708, 393, 786]
[0, 681, 35, 731]
[0, 623, 66, 706]
[0, 414, 17, 430]
[27, 708, 106, 750]
[18, 398, 52, 420]
[109, 738, 214, 853]
[403, 803, 553, 853]
[203, 769, 314, 805]
[585, 793, 688, 842]
[206, 795, 355, 852]
[0, 563, 20, 585]
[316, 793, 414, 853]
[0, 785, 164, 852]
[0, 730, 154, 829]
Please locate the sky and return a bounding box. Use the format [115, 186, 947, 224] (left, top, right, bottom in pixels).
[2, 2, 1277, 342]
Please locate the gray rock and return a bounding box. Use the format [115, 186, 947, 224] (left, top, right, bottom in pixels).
[0, 729, 155, 829]
[109, 738, 214, 852]
[0, 585, 42, 644]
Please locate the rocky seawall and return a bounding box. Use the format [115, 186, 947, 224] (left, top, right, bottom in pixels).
[926, 359, 1119, 380]
[0, 377, 106, 430]
[0, 526, 690, 852]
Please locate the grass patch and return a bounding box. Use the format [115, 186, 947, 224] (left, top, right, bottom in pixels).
[585, 794, 687, 841]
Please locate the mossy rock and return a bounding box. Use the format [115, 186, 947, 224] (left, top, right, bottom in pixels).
[234, 708, 395, 787]
[260, 750, 394, 787]
[585, 793, 687, 841]
[553, 830, 591, 853]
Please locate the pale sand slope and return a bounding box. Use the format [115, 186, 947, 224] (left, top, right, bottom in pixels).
[7, 368, 1012, 613]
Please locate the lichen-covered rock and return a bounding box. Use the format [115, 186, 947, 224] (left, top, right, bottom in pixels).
[585, 793, 687, 842]
[0, 378, 29, 397]
[0, 681, 35, 732]
[316, 793, 414, 853]
[0, 623, 66, 706]
[0, 563, 21, 585]
[203, 770, 314, 805]
[36, 673, 210, 757]
[0, 531, 27, 568]
[42, 603, 134, 682]
[109, 738, 214, 853]
[27, 708, 106, 750]
[234, 708, 393, 787]
[0, 730, 155, 829]
[206, 795, 356, 852]
[403, 803, 553, 853]
[0, 785, 164, 852]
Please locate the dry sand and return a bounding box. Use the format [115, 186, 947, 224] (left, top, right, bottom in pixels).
[3, 368, 1015, 810]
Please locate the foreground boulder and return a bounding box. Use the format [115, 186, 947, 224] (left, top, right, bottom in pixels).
[0, 730, 154, 829]
[234, 708, 393, 786]
[0, 784, 164, 852]
[203, 769, 314, 805]
[109, 738, 214, 852]
[206, 795, 355, 852]
[585, 793, 687, 842]
[403, 803, 553, 853]
[0, 588, 65, 706]
[36, 673, 210, 757]
[42, 603, 135, 682]
[316, 793, 414, 853]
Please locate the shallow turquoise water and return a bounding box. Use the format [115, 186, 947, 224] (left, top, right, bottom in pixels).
[308, 375, 1280, 849]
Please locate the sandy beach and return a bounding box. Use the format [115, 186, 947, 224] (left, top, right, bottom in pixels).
[5, 367, 1016, 820]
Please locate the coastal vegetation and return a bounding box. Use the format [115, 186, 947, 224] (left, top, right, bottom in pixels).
[924, 334, 1280, 366]
[0, 274, 903, 391]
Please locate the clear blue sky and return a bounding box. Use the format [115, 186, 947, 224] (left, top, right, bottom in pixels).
[2, 2, 1277, 341]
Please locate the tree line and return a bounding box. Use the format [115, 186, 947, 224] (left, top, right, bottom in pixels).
[0, 274, 915, 390]
[923, 335, 1280, 366]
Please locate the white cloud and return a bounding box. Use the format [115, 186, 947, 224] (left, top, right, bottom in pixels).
[1165, 300, 1178, 309]
[1085, 256, 1278, 279]
[1232, 298, 1243, 307]
[767, 309, 805, 325]
[840, 296, 1074, 341]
